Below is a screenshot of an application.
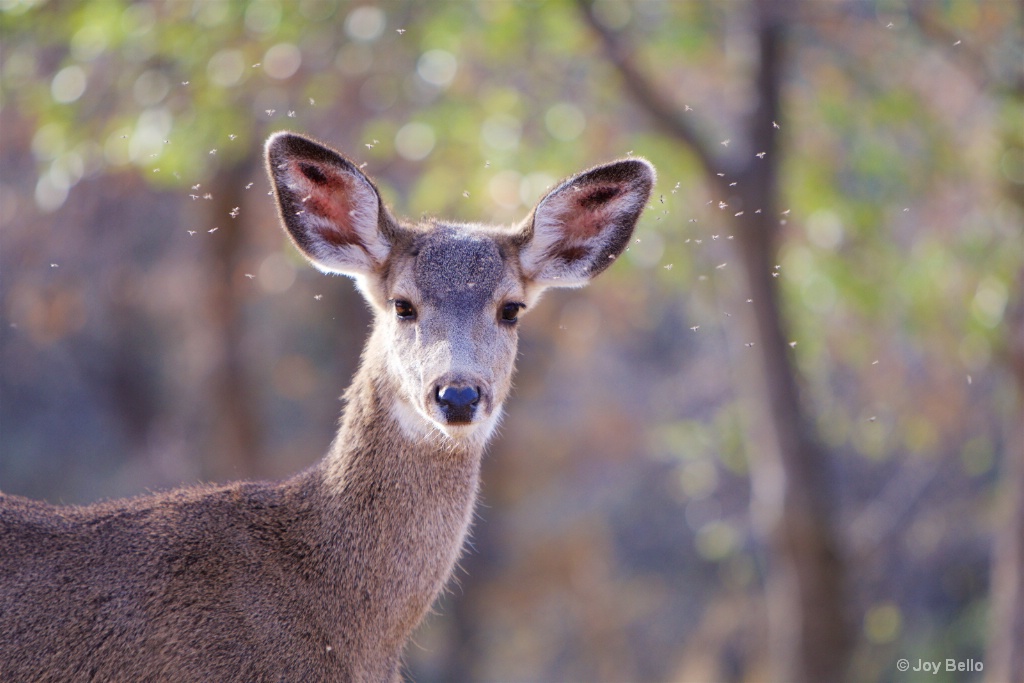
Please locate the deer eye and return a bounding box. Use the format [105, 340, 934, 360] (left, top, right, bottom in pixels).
[500, 302, 524, 324]
[392, 299, 417, 321]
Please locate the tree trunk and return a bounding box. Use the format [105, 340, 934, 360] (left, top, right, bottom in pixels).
[732, 13, 850, 680]
[200, 158, 263, 480]
[578, 1, 852, 680]
[733, 177, 850, 683]
[987, 287, 1024, 681]
[985, 43, 1024, 676]
[904, 3, 1024, 678]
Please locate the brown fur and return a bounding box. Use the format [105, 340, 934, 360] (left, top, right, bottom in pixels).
[0, 132, 653, 682]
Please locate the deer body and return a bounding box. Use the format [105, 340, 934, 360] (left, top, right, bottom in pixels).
[2, 356, 478, 681]
[0, 133, 653, 682]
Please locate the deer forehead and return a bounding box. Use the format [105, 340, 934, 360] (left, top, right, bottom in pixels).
[396, 226, 516, 309]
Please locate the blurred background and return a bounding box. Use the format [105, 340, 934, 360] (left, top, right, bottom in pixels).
[1, 1, 1022, 681]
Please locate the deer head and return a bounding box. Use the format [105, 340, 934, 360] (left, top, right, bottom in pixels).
[266, 132, 654, 447]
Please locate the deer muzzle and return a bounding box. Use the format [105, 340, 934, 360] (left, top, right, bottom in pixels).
[434, 383, 482, 424]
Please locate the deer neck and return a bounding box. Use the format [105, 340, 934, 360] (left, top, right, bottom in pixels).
[295, 329, 485, 656]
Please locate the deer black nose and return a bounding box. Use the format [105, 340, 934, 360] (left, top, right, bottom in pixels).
[435, 385, 480, 424]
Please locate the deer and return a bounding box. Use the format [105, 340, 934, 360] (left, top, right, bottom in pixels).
[0, 131, 654, 682]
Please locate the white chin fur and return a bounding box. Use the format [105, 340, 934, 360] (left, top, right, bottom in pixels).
[389, 398, 502, 447]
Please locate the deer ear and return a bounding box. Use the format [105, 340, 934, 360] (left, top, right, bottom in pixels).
[265, 132, 391, 276]
[518, 158, 655, 289]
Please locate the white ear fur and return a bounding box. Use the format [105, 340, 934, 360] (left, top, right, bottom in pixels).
[519, 158, 655, 289]
[266, 132, 390, 276]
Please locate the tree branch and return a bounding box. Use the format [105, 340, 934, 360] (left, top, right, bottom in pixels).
[575, 0, 724, 180]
